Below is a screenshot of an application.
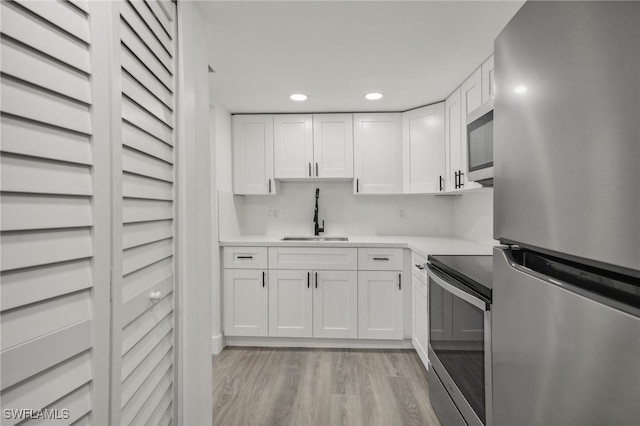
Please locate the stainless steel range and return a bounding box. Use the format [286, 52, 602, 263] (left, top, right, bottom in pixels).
[427, 255, 493, 426]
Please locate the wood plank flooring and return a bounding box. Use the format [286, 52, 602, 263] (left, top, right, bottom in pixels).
[212, 347, 442, 426]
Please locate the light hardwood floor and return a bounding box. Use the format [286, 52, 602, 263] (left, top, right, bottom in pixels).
[212, 347, 442, 426]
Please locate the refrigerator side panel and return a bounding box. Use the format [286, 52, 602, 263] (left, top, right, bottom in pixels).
[493, 1, 640, 271]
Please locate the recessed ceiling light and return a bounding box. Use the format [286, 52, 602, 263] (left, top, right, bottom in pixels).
[514, 85, 528, 94]
[365, 92, 383, 100]
[290, 93, 308, 101]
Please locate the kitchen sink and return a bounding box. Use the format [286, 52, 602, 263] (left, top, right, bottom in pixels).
[281, 236, 349, 242]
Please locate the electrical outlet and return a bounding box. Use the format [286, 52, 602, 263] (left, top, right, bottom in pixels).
[268, 207, 279, 219]
[396, 206, 406, 220]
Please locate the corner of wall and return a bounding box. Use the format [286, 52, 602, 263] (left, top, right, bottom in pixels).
[452, 189, 496, 243]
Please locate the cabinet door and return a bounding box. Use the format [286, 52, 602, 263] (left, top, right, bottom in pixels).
[354, 113, 403, 194]
[274, 114, 313, 179]
[313, 270, 358, 339]
[402, 104, 445, 193]
[445, 88, 462, 192]
[461, 68, 482, 117]
[460, 72, 484, 191]
[232, 114, 275, 194]
[412, 274, 429, 366]
[268, 270, 313, 337]
[481, 55, 495, 105]
[445, 88, 481, 192]
[224, 269, 268, 336]
[313, 114, 353, 178]
[358, 271, 403, 339]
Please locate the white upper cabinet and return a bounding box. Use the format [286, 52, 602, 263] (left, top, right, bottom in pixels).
[274, 114, 353, 179]
[461, 68, 482, 117]
[273, 114, 313, 179]
[232, 114, 276, 194]
[481, 55, 495, 105]
[445, 88, 463, 192]
[313, 114, 354, 178]
[353, 113, 403, 194]
[445, 88, 481, 192]
[402, 104, 445, 193]
[460, 71, 484, 191]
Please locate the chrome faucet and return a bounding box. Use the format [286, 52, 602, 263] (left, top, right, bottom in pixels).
[313, 188, 325, 236]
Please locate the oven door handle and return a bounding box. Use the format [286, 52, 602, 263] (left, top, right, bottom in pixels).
[427, 267, 488, 311]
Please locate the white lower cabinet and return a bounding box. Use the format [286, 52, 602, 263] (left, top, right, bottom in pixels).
[358, 270, 403, 340]
[269, 269, 358, 338]
[313, 270, 358, 338]
[268, 269, 313, 337]
[224, 246, 407, 342]
[412, 269, 429, 366]
[224, 268, 269, 336]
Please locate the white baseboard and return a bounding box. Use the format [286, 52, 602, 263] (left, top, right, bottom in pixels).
[223, 336, 414, 349]
[211, 334, 225, 354]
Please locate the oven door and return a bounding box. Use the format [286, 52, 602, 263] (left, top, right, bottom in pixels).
[428, 266, 492, 426]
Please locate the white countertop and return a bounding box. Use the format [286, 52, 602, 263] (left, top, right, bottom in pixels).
[219, 235, 496, 258]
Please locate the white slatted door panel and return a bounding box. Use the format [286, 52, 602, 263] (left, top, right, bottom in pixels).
[112, 1, 176, 425]
[0, 1, 109, 425]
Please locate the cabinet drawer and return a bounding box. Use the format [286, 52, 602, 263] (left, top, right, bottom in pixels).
[358, 248, 403, 271]
[223, 247, 268, 269]
[268, 247, 357, 270]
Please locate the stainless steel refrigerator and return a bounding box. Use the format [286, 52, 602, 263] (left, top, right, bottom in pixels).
[492, 2, 640, 425]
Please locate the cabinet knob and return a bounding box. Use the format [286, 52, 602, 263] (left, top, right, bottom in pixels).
[149, 291, 162, 301]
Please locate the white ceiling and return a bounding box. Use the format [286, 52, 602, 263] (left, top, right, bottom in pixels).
[199, 1, 524, 114]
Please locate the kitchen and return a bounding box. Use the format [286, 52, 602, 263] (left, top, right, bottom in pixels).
[0, 1, 638, 426]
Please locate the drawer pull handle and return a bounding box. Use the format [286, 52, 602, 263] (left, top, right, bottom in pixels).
[315, 272, 318, 289]
[262, 271, 266, 288]
[237, 256, 253, 259]
[373, 257, 389, 261]
[307, 272, 310, 289]
[399, 273, 402, 290]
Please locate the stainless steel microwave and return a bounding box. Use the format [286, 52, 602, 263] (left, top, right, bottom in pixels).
[466, 102, 494, 186]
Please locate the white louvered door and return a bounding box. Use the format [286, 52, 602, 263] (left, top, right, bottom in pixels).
[1, 0, 178, 424]
[111, 1, 177, 425]
[0, 0, 110, 424]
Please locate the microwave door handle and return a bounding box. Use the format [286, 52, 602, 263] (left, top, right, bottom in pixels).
[427, 268, 487, 311]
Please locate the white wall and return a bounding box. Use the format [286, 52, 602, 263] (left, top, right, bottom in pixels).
[177, 1, 213, 424]
[209, 104, 231, 353]
[452, 189, 495, 243]
[214, 103, 233, 192]
[235, 181, 455, 238]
